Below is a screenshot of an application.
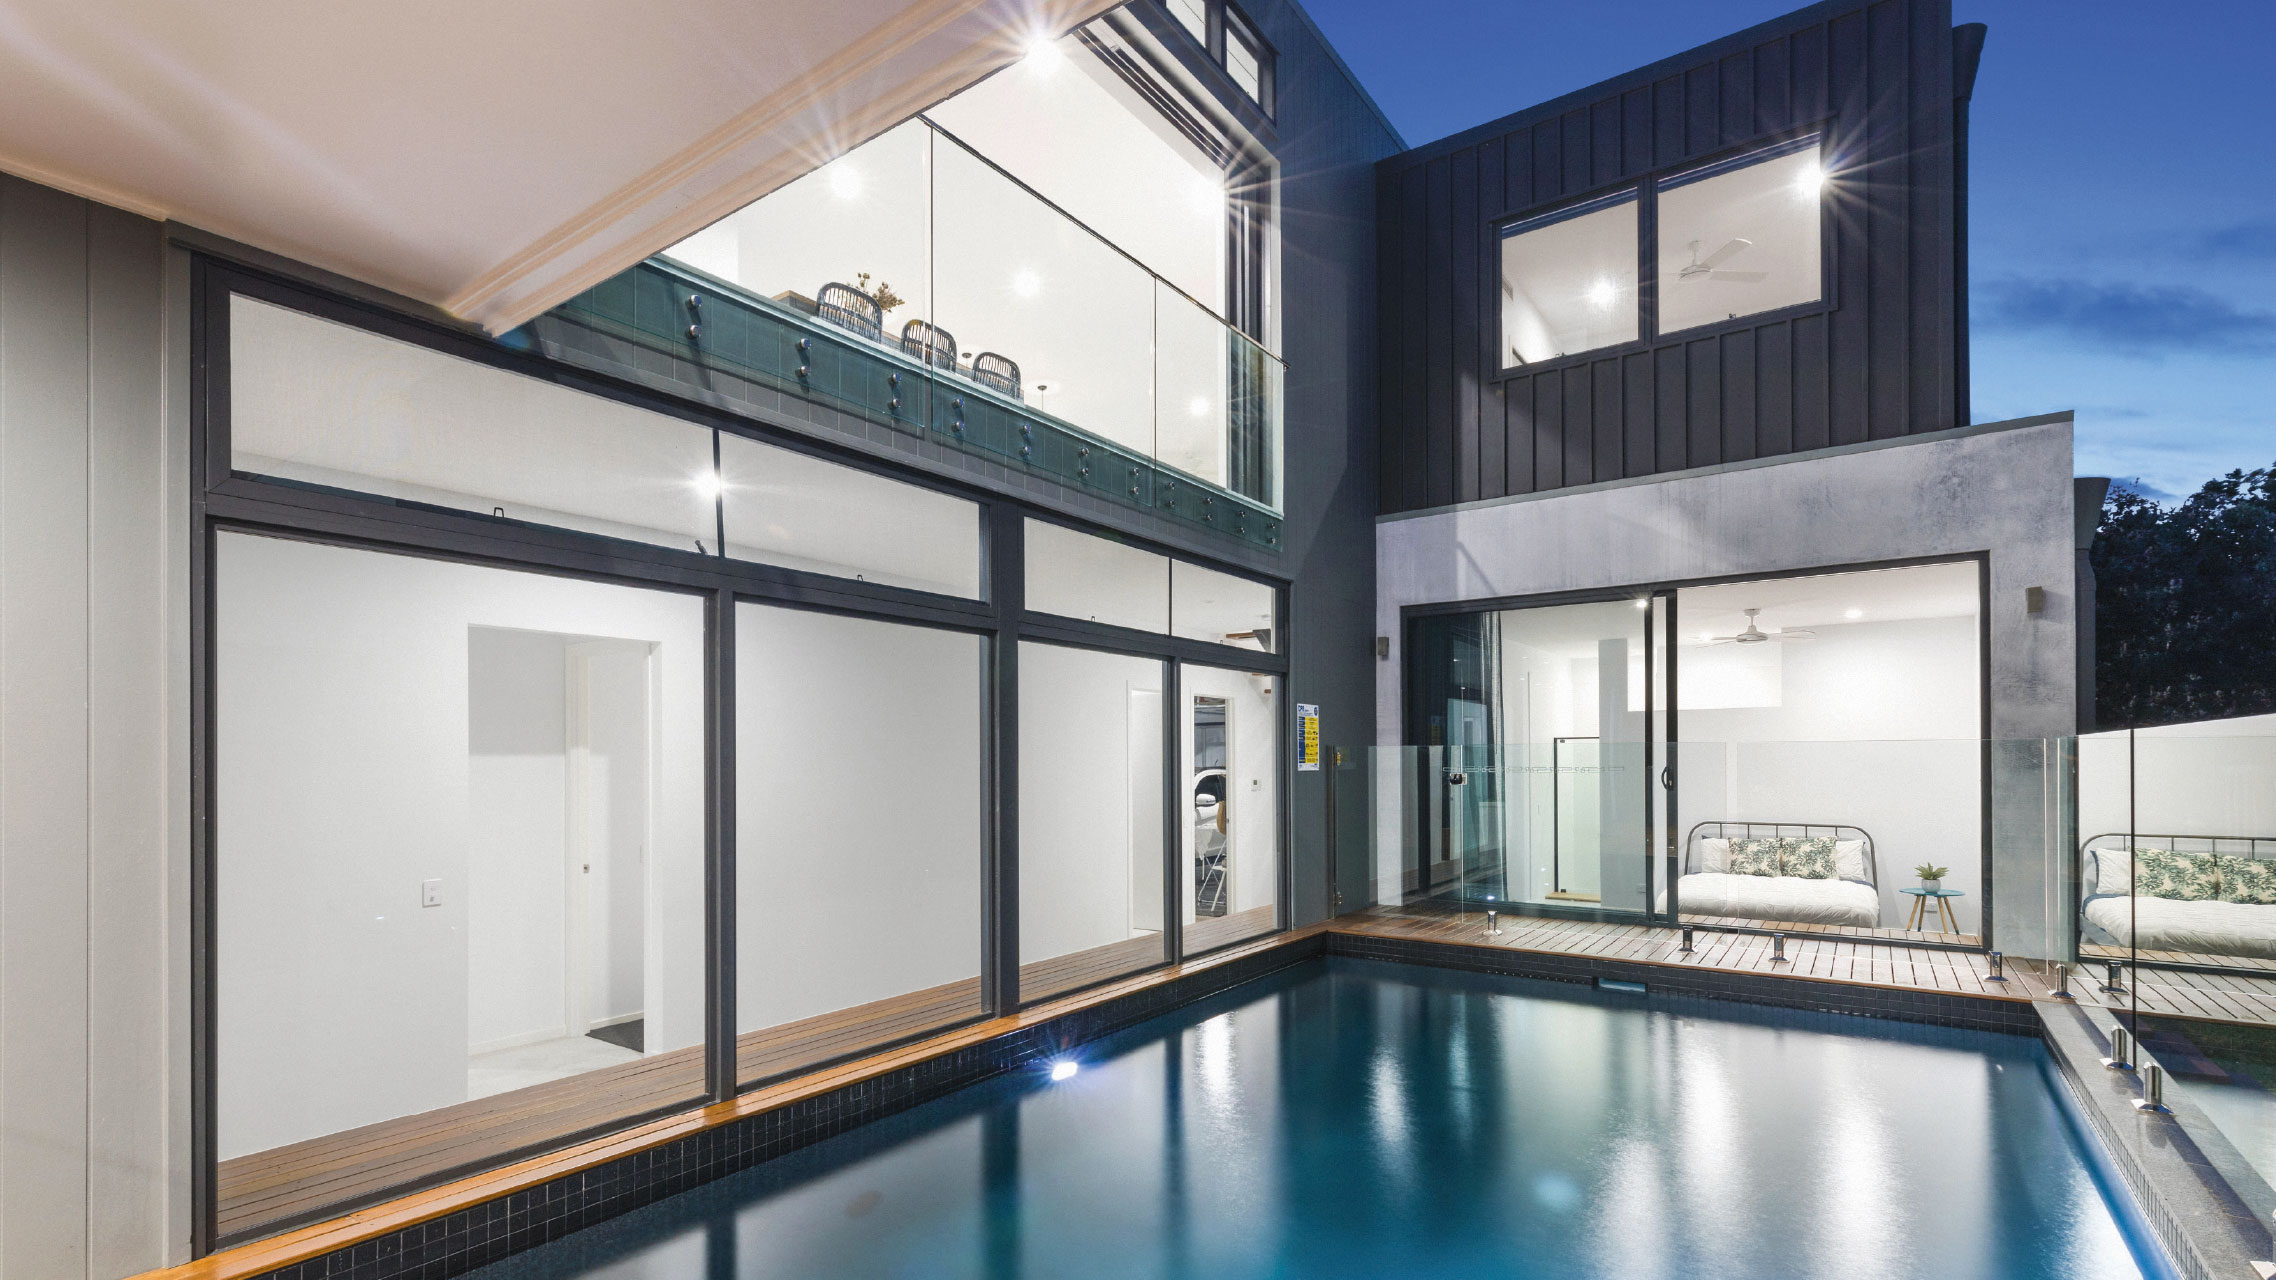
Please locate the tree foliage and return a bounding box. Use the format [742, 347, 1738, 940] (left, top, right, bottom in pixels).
[2094, 464, 2276, 727]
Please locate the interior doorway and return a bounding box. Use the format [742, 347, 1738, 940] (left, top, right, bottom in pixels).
[467, 627, 656, 1100]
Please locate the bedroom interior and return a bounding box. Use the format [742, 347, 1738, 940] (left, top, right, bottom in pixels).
[1396, 559, 1986, 943]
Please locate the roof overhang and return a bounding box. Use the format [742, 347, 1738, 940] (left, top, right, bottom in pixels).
[0, 0, 1117, 331]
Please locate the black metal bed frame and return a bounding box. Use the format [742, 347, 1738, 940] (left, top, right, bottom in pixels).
[1683, 819, 1880, 888]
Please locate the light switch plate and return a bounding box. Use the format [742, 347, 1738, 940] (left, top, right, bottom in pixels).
[422, 878, 443, 908]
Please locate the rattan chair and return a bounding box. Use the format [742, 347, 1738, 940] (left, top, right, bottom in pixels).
[971, 351, 1021, 399]
[900, 319, 958, 371]
[816, 282, 883, 341]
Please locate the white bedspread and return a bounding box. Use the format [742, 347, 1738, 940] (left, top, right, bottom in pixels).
[2083, 895, 2276, 961]
[1667, 873, 1881, 927]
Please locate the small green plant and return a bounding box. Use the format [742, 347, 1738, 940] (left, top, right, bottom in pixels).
[1914, 863, 1950, 882]
[854, 272, 906, 313]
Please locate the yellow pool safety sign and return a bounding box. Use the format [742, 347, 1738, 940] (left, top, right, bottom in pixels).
[1297, 703, 1320, 771]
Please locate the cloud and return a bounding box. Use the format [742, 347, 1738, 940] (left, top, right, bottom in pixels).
[2201, 218, 2276, 260]
[1977, 278, 2276, 356]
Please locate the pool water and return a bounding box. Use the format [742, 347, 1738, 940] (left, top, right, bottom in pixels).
[475, 958, 2170, 1280]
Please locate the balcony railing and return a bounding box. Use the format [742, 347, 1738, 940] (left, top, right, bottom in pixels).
[524, 118, 1284, 551]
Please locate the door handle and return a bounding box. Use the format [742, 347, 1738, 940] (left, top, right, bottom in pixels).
[1660, 768, 1673, 789]
[1448, 772, 1467, 786]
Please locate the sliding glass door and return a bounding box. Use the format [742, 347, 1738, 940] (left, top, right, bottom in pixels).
[1404, 593, 1673, 920]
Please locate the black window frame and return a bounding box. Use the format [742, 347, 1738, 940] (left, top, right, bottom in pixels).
[1489, 128, 1835, 384]
[187, 253, 1295, 1253]
[1159, 0, 1275, 116]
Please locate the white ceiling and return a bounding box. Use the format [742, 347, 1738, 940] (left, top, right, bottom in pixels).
[1680, 561, 1980, 640]
[0, 0, 1117, 331]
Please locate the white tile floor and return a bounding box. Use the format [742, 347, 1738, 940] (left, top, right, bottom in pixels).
[467, 1033, 642, 1100]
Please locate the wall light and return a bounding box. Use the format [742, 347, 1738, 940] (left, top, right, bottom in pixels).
[1586, 278, 1616, 308]
[1013, 269, 1042, 298]
[1049, 1060, 1079, 1081]
[1797, 164, 1826, 199]
[1188, 396, 1210, 417]
[1024, 35, 1064, 72]
[1632, 599, 1650, 611]
[692, 472, 723, 501]
[1844, 607, 1863, 620]
[828, 164, 863, 200]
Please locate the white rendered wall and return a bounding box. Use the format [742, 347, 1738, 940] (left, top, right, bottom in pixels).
[1018, 643, 1164, 964]
[735, 604, 983, 1032]
[215, 533, 705, 1159]
[1377, 416, 2076, 953]
[466, 629, 572, 1051]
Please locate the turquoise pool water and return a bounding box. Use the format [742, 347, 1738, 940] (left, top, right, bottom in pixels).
[474, 958, 2169, 1280]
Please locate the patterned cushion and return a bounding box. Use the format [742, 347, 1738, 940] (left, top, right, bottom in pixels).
[2218, 855, 2276, 906]
[2131, 847, 2223, 902]
[1726, 837, 1783, 877]
[1780, 836, 1838, 880]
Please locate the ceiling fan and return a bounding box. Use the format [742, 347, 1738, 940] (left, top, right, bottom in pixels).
[1677, 238, 1766, 283]
[1700, 608, 1813, 645]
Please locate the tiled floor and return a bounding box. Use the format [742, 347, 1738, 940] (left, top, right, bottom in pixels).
[1331, 904, 2276, 1027]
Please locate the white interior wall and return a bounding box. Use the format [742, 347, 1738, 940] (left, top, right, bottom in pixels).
[734, 604, 982, 1032]
[215, 533, 705, 1160]
[1674, 615, 1982, 932]
[570, 642, 651, 1030]
[1180, 668, 1279, 927]
[466, 629, 571, 1051]
[1018, 643, 1163, 963]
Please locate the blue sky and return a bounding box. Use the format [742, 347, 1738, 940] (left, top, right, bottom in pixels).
[1299, 0, 2276, 502]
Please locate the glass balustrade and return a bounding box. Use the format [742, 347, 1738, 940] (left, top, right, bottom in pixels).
[661, 119, 1284, 514]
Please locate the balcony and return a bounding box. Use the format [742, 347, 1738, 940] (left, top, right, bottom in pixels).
[527, 117, 1284, 553]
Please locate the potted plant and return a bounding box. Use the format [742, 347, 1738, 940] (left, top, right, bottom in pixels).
[1915, 863, 1949, 892]
[854, 272, 906, 315]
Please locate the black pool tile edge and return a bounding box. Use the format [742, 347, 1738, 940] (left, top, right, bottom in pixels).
[1325, 932, 2045, 1035]
[239, 934, 1327, 1280]
[2037, 1001, 2275, 1280]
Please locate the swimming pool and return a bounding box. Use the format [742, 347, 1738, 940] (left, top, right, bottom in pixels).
[473, 958, 2170, 1280]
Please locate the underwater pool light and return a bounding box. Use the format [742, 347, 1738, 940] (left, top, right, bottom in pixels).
[1050, 1060, 1079, 1082]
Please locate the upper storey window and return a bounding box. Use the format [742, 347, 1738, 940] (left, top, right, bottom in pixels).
[1498, 135, 1826, 369]
[1161, 0, 1274, 113]
[1499, 194, 1639, 367]
[1656, 141, 1825, 335]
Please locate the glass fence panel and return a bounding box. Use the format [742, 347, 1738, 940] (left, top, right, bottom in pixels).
[662, 118, 933, 342]
[659, 119, 1285, 513]
[230, 294, 718, 554]
[718, 432, 982, 597]
[932, 130, 1156, 457]
[1327, 739, 2091, 952]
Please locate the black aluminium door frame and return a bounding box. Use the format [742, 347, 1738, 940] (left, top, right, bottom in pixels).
[185, 252, 1296, 1253]
[1397, 551, 1995, 949]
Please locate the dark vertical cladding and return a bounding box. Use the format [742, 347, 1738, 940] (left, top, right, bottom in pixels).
[1375, 0, 1967, 513]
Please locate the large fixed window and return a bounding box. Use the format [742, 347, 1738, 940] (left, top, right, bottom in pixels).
[1018, 643, 1170, 1001]
[735, 604, 985, 1085]
[1498, 137, 1826, 368]
[213, 532, 710, 1240]
[198, 267, 1290, 1250]
[1499, 194, 1640, 367]
[230, 294, 984, 599]
[1655, 142, 1825, 335]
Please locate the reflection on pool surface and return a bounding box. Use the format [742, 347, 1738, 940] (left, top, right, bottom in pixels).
[474, 958, 2168, 1280]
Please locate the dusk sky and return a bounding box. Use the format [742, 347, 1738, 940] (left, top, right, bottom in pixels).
[1300, 0, 2276, 502]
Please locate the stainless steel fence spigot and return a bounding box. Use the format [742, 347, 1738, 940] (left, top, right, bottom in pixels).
[2102, 1026, 2133, 1071]
[1986, 951, 2005, 981]
[2134, 1061, 2169, 1113]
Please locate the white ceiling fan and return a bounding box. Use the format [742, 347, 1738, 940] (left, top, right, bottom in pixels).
[1677, 237, 1766, 283]
[1700, 608, 1813, 645]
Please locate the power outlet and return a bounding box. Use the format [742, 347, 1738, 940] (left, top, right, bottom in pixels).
[421, 878, 443, 908]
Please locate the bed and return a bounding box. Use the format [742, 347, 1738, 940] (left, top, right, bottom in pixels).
[2078, 834, 2276, 963]
[1667, 821, 1882, 929]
